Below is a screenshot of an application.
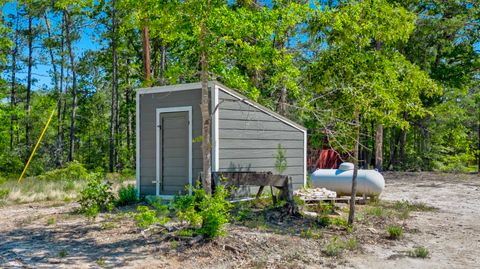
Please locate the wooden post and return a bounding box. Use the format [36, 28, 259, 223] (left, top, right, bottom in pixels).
[375, 123, 383, 171]
[348, 109, 360, 225]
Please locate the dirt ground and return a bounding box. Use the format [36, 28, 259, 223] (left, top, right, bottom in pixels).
[0, 172, 479, 269]
[341, 172, 480, 269]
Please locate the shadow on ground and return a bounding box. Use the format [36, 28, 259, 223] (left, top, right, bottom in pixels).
[0, 216, 149, 268]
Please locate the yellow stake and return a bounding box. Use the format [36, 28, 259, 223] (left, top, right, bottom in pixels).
[18, 106, 57, 183]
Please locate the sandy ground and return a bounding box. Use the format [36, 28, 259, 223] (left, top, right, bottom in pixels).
[341, 172, 480, 269]
[0, 172, 479, 268]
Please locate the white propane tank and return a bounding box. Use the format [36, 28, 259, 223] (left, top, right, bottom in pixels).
[310, 162, 385, 197]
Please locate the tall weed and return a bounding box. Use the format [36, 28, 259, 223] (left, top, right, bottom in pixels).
[173, 184, 231, 238]
[78, 174, 114, 218]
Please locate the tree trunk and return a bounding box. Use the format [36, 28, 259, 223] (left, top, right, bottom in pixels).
[159, 43, 166, 85]
[375, 124, 383, 171]
[109, 0, 118, 173]
[477, 103, 480, 174]
[57, 15, 66, 167]
[142, 25, 151, 81]
[200, 21, 212, 195]
[115, 78, 120, 170]
[278, 84, 287, 116]
[348, 108, 360, 225]
[399, 129, 407, 166]
[25, 14, 33, 150]
[10, 8, 19, 151]
[65, 10, 77, 162]
[44, 14, 58, 93]
[44, 13, 62, 166]
[360, 121, 369, 168]
[370, 121, 375, 167]
[388, 128, 398, 169]
[126, 59, 132, 165]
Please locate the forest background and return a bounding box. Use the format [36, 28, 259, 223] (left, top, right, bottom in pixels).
[0, 0, 478, 179]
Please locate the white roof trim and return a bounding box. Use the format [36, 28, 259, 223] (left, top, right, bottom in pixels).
[137, 82, 202, 95]
[136, 91, 140, 197]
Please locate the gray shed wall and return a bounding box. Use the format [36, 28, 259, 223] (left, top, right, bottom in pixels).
[217, 89, 305, 190]
[139, 89, 203, 195]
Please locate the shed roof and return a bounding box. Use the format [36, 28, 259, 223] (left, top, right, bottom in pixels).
[136, 81, 307, 132]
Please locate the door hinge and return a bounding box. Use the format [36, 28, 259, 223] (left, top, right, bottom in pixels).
[157, 124, 161, 129]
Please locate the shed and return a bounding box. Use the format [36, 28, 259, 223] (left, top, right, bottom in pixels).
[136, 81, 307, 197]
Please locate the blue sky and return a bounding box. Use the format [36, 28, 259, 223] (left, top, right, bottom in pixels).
[2, 1, 100, 90]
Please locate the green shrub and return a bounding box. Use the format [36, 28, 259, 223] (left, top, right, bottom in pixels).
[78, 175, 114, 218]
[0, 189, 10, 200]
[0, 176, 6, 185]
[274, 144, 287, 174]
[147, 198, 169, 216]
[0, 152, 23, 175]
[433, 154, 471, 173]
[330, 217, 347, 226]
[235, 208, 253, 222]
[386, 225, 403, 239]
[317, 215, 331, 227]
[117, 184, 138, 206]
[408, 246, 430, 258]
[176, 228, 195, 237]
[172, 194, 201, 226]
[293, 195, 305, 208]
[345, 237, 358, 251]
[58, 249, 68, 258]
[323, 237, 345, 256]
[38, 161, 89, 181]
[134, 205, 169, 229]
[173, 184, 232, 238]
[313, 201, 334, 215]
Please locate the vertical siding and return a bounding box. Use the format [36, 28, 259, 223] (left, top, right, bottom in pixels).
[139, 89, 203, 196]
[217, 89, 306, 190]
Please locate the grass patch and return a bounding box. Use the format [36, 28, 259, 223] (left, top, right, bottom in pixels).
[393, 200, 436, 212]
[300, 226, 322, 239]
[0, 188, 10, 199]
[101, 222, 117, 230]
[96, 257, 106, 267]
[365, 206, 386, 218]
[170, 240, 179, 249]
[0, 177, 87, 204]
[386, 225, 403, 239]
[46, 217, 56, 226]
[408, 246, 430, 258]
[345, 237, 358, 251]
[323, 237, 345, 257]
[322, 236, 360, 256]
[361, 199, 436, 221]
[176, 228, 195, 237]
[58, 249, 68, 258]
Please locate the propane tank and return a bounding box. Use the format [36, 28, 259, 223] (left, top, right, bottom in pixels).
[310, 162, 385, 196]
